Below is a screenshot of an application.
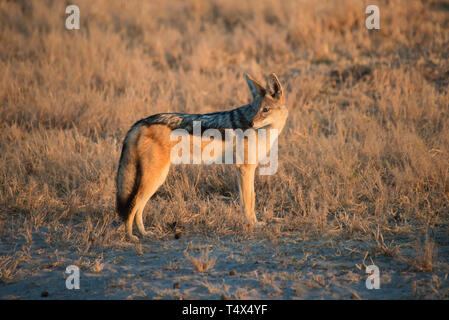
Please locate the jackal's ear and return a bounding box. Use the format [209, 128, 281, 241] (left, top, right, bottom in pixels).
[267, 73, 283, 100]
[245, 74, 266, 99]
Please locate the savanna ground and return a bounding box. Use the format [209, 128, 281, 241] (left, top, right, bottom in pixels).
[1, 0, 449, 299]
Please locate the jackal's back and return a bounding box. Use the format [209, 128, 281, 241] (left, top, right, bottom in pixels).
[135, 104, 256, 135]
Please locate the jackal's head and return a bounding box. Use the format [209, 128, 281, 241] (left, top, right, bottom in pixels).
[245, 73, 288, 130]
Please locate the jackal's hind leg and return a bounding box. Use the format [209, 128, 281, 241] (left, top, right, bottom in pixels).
[134, 161, 171, 237]
[126, 207, 140, 243]
[135, 206, 151, 237]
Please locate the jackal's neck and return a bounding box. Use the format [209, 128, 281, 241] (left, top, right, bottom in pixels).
[271, 110, 289, 132]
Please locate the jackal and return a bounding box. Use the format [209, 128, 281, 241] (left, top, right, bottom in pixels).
[116, 73, 288, 241]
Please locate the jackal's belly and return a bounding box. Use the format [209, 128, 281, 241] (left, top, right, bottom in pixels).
[170, 134, 229, 165]
[169, 130, 278, 166]
[134, 123, 278, 166]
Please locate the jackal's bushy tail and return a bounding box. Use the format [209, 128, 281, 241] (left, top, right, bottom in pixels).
[116, 130, 140, 221]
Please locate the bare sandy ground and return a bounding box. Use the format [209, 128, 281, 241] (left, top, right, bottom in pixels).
[1, 227, 448, 300]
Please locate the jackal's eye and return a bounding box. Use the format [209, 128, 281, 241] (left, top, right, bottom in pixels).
[262, 107, 270, 113]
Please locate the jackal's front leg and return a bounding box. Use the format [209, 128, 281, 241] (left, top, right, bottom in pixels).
[236, 164, 258, 226]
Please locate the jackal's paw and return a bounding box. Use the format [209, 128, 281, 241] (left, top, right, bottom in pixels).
[254, 221, 266, 229]
[127, 234, 140, 243]
[268, 217, 284, 224]
[246, 220, 265, 230]
[140, 230, 154, 238]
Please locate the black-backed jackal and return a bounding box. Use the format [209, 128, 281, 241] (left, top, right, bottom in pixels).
[116, 73, 288, 241]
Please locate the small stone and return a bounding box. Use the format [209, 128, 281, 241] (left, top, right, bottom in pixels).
[173, 282, 181, 289]
[41, 291, 49, 298]
[229, 270, 237, 276]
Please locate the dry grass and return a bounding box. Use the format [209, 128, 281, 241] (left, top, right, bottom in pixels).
[90, 258, 105, 273]
[407, 234, 438, 272]
[0, 0, 448, 284]
[184, 248, 216, 273]
[0, 254, 21, 283]
[371, 227, 401, 257]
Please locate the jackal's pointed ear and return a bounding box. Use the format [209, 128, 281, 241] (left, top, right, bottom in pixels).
[267, 73, 283, 100]
[245, 74, 266, 100]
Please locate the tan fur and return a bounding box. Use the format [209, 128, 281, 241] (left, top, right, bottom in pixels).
[123, 125, 173, 241]
[117, 73, 287, 241]
[123, 127, 265, 240]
